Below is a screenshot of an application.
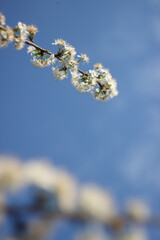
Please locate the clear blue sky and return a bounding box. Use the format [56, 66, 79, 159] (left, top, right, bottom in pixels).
[0, 0, 160, 238]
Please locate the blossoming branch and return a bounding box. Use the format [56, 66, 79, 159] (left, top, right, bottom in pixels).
[0, 12, 118, 101]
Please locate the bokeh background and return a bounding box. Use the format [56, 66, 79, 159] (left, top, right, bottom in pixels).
[0, 0, 160, 239]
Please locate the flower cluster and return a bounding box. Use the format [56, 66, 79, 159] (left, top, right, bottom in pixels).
[0, 12, 118, 101]
[27, 46, 56, 68]
[0, 12, 38, 51]
[0, 13, 14, 48]
[71, 64, 118, 100]
[14, 22, 29, 50]
[0, 155, 151, 240]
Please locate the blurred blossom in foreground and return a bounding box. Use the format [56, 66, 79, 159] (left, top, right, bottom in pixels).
[0, 156, 152, 239]
[79, 185, 116, 222]
[52, 168, 78, 213]
[126, 199, 150, 222]
[24, 160, 57, 190]
[0, 156, 24, 191]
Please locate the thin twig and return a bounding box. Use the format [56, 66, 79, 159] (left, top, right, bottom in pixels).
[25, 40, 52, 55]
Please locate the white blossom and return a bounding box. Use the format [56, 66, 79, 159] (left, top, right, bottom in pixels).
[1, 26, 14, 42]
[0, 26, 14, 48]
[0, 156, 24, 191]
[47, 54, 56, 66]
[58, 43, 77, 69]
[32, 57, 46, 68]
[31, 53, 55, 67]
[52, 66, 67, 80]
[107, 78, 118, 98]
[94, 63, 103, 70]
[89, 70, 98, 85]
[52, 38, 77, 69]
[24, 160, 78, 213]
[17, 22, 28, 40]
[27, 25, 38, 35]
[27, 46, 36, 55]
[15, 38, 26, 50]
[32, 57, 48, 68]
[51, 169, 78, 213]
[78, 53, 89, 63]
[89, 69, 98, 79]
[93, 89, 108, 101]
[126, 200, 150, 222]
[52, 38, 66, 47]
[24, 160, 57, 190]
[71, 70, 93, 92]
[65, 44, 76, 59]
[0, 12, 6, 25]
[79, 185, 116, 222]
[15, 22, 28, 50]
[76, 81, 93, 93]
[90, 66, 118, 101]
[71, 70, 81, 87]
[6, 26, 14, 41]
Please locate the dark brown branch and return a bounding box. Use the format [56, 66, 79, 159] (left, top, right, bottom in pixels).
[25, 40, 52, 55]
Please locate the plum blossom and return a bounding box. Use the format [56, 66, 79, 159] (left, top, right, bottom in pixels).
[78, 53, 89, 63]
[52, 66, 67, 80]
[79, 185, 116, 222]
[0, 12, 6, 25]
[126, 199, 150, 222]
[14, 21, 29, 50]
[52, 38, 66, 47]
[0, 156, 24, 191]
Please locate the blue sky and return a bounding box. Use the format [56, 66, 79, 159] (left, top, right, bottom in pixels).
[0, 0, 160, 235]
